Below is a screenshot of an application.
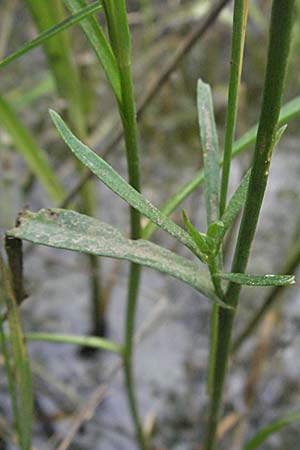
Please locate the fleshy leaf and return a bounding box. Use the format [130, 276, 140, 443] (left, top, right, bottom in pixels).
[6, 208, 230, 308]
[214, 272, 295, 286]
[49, 109, 202, 259]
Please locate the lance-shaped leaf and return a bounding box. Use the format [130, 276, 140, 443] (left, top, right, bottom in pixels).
[142, 98, 299, 241]
[6, 208, 229, 308]
[197, 79, 220, 226]
[64, 0, 122, 103]
[242, 411, 300, 450]
[182, 210, 211, 262]
[0, 2, 103, 69]
[49, 110, 202, 259]
[26, 332, 122, 354]
[0, 255, 33, 450]
[213, 272, 295, 286]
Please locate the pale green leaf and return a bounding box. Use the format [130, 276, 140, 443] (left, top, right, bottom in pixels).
[49, 109, 202, 259]
[214, 272, 295, 286]
[6, 208, 229, 308]
[142, 97, 300, 241]
[25, 332, 122, 354]
[182, 210, 211, 262]
[197, 79, 220, 225]
[221, 168, 251, 233]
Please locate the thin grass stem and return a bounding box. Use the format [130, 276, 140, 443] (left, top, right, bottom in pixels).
[101, 1, 146, 448]
[204, 2, 296, 449]
[219, 0, 248, 216]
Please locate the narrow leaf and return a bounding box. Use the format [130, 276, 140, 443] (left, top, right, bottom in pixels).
[49, 110, 202, 259]
[0, 255, 33, 450]
[242, 411, 300, 450]
[0, 96, 65, 203]
[221, 168, 251, 233]
[142, 97, 300, 241]
[182, 210, 211, 261]
[25, 332, 122, 354]
[6, 208, 229, 308]
[213, 124, 286, 244]
[197, 79, 220, 225]
[0, 2, 103, 68]
[64, 0, 122, 103]
[214, 272, 295, 286]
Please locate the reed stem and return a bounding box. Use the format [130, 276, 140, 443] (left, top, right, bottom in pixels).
[101, 1, 146, 447]
[219, 0, 248, 216]
[204, 2, 295, 448]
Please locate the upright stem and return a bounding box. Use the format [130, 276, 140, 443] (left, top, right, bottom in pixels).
[101, 1, 145, 447]
[220, 0, 248, 216]
[204, 1, 295, 449]
[119, 62, 146, 450]
[208, 0, 248, 397]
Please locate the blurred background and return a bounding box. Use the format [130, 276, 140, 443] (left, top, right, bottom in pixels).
[0, 1, 299, 449]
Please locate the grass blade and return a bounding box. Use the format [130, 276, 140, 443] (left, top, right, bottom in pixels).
[0, 95, 65, 203]
[49, 109, 202, 258]
[214, 272, 295, 286]
[197, 79, 220, 226]
[64, 0, 122, 103]
[0, 2, 103, 69]
[6, 208, 228, 308]
[0, 254, 33, 450]
[25, 332, 122, 354]
[242, 411, 300, 450]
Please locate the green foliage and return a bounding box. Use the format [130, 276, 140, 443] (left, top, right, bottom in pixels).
[0, 2, 103, 69]
[0, 95, 65, 203]
[64, 0, 122, 102]
[49, 110, 202, 258]
[197, 79, 220, 226]
[25, 332, 122, 354]
[0, 255, 33, 450]
[214, 272, 295, 286]
[242, 411, 300, 450]
[6, 209, 226, 307]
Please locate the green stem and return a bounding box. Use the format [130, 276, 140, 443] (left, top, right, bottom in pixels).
[101, 1, 145, 447]
[220, 0, 248, 216]
[119, 51, 147, 450]
[208, 0, 248, 405]
[204, 2, 295, 449]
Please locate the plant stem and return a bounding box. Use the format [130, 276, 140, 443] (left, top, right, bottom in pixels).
[204, 1, 295, 449]
[101, 1, 145, 447]
[220, 0, 248, 216]
[119, 46, 147, 450]
[207, 0, 248, 402]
